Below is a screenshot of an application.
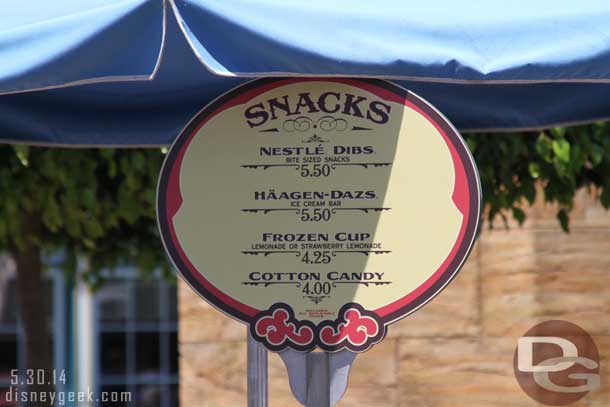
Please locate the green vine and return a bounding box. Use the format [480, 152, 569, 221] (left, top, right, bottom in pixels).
[465, 121, 610, 232]
[0, 146, 170, 287]
[1, 121, 609, 281]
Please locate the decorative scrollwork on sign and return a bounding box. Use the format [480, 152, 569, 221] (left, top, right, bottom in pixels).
[282, 115, 348, 132]
[242, 281, 302, 288]
[251, 303, 386, 352]
[330, 250, 392, 257]
[331, 162, 392, 169]
[330, 281, 392, 288]
[302, 134, 328, 143]
[241, 208, 300, 214]
[316, 115, 348, 131]
[303, 295, 329, 304]
[240, 164, 299, 170]
[330, 207, 391, 214]
[318, 303, 385, 352]
[241, 250, 301, 257]
[250, 304, 315, 351]
[282, 116, 313, 132]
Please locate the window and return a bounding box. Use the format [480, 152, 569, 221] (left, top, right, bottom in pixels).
[96, 274, 179, 407]
[0, 256, 179, 407]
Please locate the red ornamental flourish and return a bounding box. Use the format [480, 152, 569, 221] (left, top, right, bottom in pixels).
[319, 308, 380, 347]
[251, 303, 385, 352]
[254, 307, 315, 347]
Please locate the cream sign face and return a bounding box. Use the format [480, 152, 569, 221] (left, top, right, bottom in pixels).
[157, 78, 481, 352]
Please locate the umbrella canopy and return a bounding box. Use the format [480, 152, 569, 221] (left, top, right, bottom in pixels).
[2, 0, 610, 146]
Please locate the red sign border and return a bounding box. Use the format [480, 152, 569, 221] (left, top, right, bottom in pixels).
[157, 78, 481, 352]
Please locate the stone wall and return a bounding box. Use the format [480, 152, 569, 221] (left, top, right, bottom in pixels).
[179, 189, 610, 406]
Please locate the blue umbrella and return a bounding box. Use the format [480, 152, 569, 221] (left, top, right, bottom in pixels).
[1, 0, 610, 146]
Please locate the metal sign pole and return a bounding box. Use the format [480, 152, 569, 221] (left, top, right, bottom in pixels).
[304, 352, 330, 407]
[247, 332, 268, 407]
[248, 333, 356, 407]
[280, 349, 357, 407]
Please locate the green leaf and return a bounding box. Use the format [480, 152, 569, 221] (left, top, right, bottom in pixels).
[466, 137, 477, 153]
[100, 149, 114, 159]
[528, 162, 541, 178]
[512, 207, 526, 225]
[12, 145, 30, 167]
[557, 208, 570, 233]
[111, 161, 120, 179]
[133, 152, 146, 172]
[590, 143, 603, 166]
[552, 139, 571, 163]
[570, 143, 584, 172]
[523, 181, 536, 205]
[81, 188, 96, 209]
[550, 127, 566, 138]
[41, 198, 62, 231]
[535, 134, 553, 163]
[601, 185, 610, 209]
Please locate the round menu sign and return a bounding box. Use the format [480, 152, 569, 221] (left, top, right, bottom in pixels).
[157, 78, 481, 352]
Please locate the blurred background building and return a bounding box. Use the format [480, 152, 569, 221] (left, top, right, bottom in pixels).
[179, 190, 610, 407]
[1, 190, 609, 407]
[0, 261, 178, 407]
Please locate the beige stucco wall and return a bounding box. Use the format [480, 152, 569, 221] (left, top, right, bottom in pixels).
[179, 189, 610, 406]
